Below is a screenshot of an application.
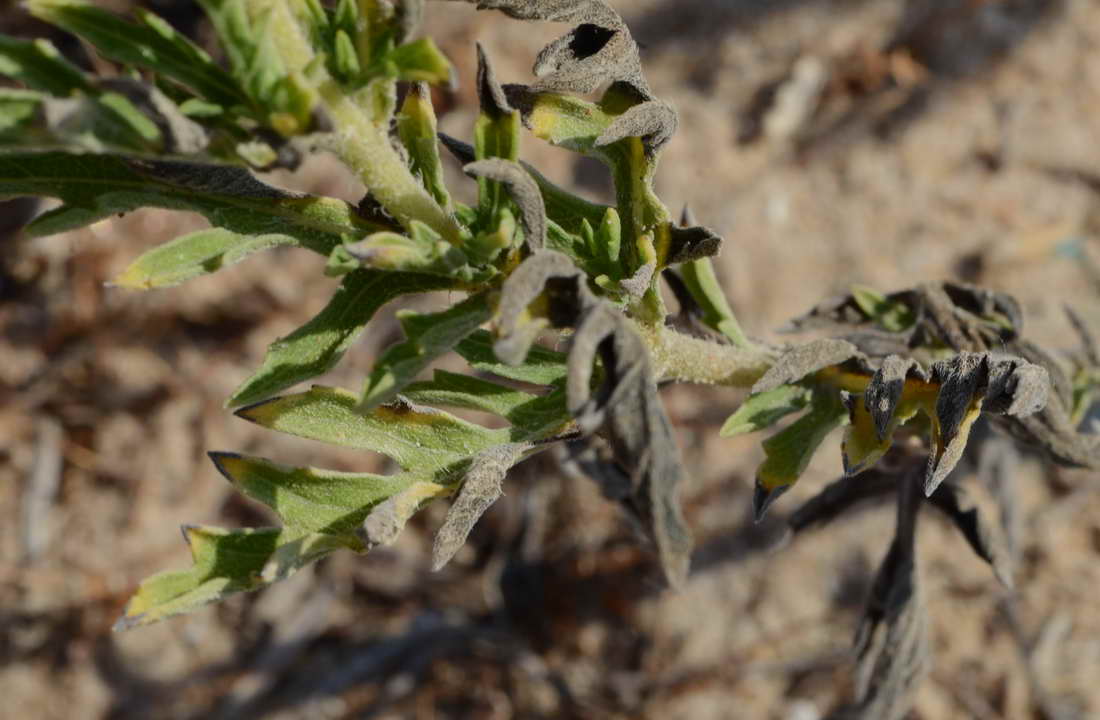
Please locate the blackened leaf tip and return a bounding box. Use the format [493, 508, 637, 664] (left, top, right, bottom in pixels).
[753, 480, 789, 523]
[476, 42, 512, 118]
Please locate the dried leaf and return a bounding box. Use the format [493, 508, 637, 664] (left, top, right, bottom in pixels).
[360, 481, 450, 546]
[493, 250, 693, 585]
[925, 353, 1050, 496]
[463, 158, 547, 250]
[665, 222, 722, 265]
[464, 0, 650, 98]
[567, 301, 692, 585]
[594, 99, 678, 154]
[837, 477, 929, 720]
[863, 356, 926, 441]
[431, 443, 526, 570]
[752, 338, 860, 394]
[926, 482, 1014, 588]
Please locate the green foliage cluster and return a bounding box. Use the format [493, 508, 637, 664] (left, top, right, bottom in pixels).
[3, 2, 1099, 716]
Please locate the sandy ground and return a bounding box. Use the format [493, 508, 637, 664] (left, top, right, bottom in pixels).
[3, 1, 1100, 718]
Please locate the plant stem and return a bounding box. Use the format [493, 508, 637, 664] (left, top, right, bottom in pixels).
[634, 322, 776, 388]
[317, 80, 462, 244]
[267, 0, 462, 245]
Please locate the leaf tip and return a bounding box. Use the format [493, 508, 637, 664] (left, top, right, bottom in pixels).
[753, 480, 789, 523]
[207, 451, 243, 482]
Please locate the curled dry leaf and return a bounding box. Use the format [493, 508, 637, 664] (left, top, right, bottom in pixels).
[925, 352, 1049, 496]
[836, 475, 929, 720]
[752, 338, 860, 394]
[665, 222, 723, 265]
[463, 158, 546, 250]
[475, 42, 511, 119]
[594, 99, 678, 154]
[494, 250, 692, 586]
[461, 0, 650, 98]
[431, 443, 527, 570]
[926, 481, 1014, 588]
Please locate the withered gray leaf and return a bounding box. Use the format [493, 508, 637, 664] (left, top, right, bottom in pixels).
[495, 250, 693, 586]
[618, 260, 655, 298]
[432, 443, 527, 570]
[594, 99, 678, 154]
[752, 338, 860, 394]
[493, 250, 580, 365]
[566, 301, 692, 586]
[476, 42, 512, 118]
[458, 0, 653, 99]
[926, 481, 1013, 588]
[926, 353, 1050, 496]
[665, 222, 723, 265]
[864, 356, 926, 441]
[463, 158, 546, 250]
[836, 477, 928, 720]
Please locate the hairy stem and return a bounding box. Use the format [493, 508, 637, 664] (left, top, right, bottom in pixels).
[267, 0, 462, 245]
[635, 322, 776, 388]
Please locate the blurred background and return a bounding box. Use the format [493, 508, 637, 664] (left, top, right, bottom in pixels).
[2, 0, 1100, 717]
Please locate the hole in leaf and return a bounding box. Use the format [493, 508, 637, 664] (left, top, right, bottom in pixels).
[569, 24, 616, 60]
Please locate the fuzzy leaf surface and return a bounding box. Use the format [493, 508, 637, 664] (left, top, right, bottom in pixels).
[227, 269, 456, 407]
[113, 228, 297, 289]
[0, 152, 378, 252]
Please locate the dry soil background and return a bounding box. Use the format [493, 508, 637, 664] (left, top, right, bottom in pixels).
[2, 1, 1100, 718]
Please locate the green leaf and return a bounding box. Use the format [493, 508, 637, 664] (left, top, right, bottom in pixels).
[116, 525, 343, 629]
[403, 369, 539, 418]
[343, 221, 469, 275]
[0, 90, 42, 140]
[227, 269, 457, 408]
[361, 293, 492, 410]
[403, 370, 572, 441]
[679, 257, 752, 348]
[850, 284, 916, 332]
[389, 37, 451, 85]
[112, 228, 298, 289]
[397, 83, 450, 209]
[209, 452, 424, 540]
[0, 34, 89, 95]
[453, 329, 569, 386]
[27, 0, 248, 110]
[235, 385, 508, 472]
[720, 385, 812, 437]
[757, 389, 848, 494]
[0, 152, 376, 253]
